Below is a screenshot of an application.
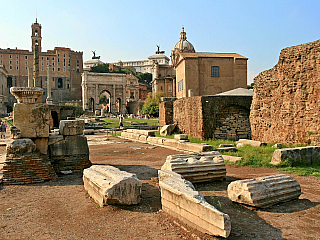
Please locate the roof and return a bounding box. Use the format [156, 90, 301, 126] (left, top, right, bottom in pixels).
[148, 54, 170, 60]
[179, 52, 248, 59]
[214, 88, 253, 96]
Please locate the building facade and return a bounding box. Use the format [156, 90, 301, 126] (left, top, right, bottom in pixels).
[171, 28, 248, 98]
[0, 65, 8, 114]
[0, 19, 83, 112]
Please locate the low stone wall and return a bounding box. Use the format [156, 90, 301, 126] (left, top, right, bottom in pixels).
[228, 174, 301, 208]
[161, 152, 226, 183]
[159, 170, 231, 238]
[271, 146, 320, 165]
[120, 130, 213, 153]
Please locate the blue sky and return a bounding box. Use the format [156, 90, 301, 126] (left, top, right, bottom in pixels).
[0, 0, 319, 84]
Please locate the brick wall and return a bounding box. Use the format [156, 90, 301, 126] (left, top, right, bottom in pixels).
[250, 39, 320, 145]
[169, 95, 252, 140]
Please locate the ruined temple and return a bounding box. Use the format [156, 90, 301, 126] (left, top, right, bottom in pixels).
[250, 39, 320, 145]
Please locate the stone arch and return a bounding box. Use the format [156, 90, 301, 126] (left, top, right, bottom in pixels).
[99, 90, 111, 113]
[214, 105, 251, 140]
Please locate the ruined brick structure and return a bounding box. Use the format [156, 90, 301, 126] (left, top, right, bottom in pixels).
[160, 91, 252, 140]
[250, 39, 320, 145]
[159, 98, 176, 127]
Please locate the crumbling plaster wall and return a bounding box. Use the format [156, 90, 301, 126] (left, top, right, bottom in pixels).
[250, 39, 320, 145]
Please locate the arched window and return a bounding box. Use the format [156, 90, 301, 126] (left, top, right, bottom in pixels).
[58, 78, 63, 88]
[35, 30, 38, 37]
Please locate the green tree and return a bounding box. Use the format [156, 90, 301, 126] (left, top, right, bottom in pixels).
[136, 72, 152, 90]
[65, 103, 84, 117]
[99, 94, 108, 104]
[247, 82, 254, 89]
[141, 92, 164, 117]
[90, 63, 110, 73]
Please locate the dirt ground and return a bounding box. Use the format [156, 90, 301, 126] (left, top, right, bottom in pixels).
[0, 133, 319, 239]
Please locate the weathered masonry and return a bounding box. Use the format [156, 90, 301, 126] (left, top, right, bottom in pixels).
[159, 88, 252, 140]
[250, 39, 320, 145]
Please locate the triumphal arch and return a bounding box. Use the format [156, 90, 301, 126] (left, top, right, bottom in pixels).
[81, 72, 126, 113]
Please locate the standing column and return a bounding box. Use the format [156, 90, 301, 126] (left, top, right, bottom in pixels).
[112, 84, 116, 112]
[122, 83, 126, 113]
[28, 68, 33, 87]
[33, 44, 40, 87]
[95, 84, 98, 112]
[46, 65, 53, 104]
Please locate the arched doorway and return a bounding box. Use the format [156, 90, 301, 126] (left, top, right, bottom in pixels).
[58, 78, 63, 88]
[99, 90, 111, 113]
[116, 98, 121, 113]
[89, 98, 95, 112]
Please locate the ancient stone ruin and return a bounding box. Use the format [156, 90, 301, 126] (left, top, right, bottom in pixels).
[83, 165, 142, 206]
[2, 87, 91, 184]
[271, 146, 320, 165]
[250, 39, 320, 145]
[159, 170, 231, 238]
[227, 174, 301, 208]
[161, 151, 226, 183]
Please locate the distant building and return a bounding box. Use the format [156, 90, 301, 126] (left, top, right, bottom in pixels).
[0, 65, 8, 114]
[0, 19, 83, 112]
[171, 28, 248, 98]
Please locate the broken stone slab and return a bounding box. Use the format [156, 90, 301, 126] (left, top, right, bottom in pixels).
[271, 146, 320, 165]
[217, 147, 238, 152]
[6, 138, 36, 155]
[10, 126, 21, 139]
[59, 120, 84, 136]
[160, 124, 176, 136]
[132, 129, 156, 137]
[138, 135, 148, 142]
[163, 139, 179, 148]
[236, 142, 245, 148]
[83, 129, 95, 135]
[13, 103, 49, 138]
[174, 134, 188, 141]
[222, 155, 243, 162]
[177, 142, 213, 152]
[146, 136, 165, 145]
[161, 151, 226, 183]
[49, 135, 89, 156]
[83, 165, 142, 206]
[159, 170, 231, 238]
[219, 144, 235, 148]
[236, 139, 267, 147]
[227, 174, 301, 208]
[48, 134, 64, 145]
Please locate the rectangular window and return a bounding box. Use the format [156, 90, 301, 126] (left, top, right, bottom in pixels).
[41, 57, 44, 60]
[0, 60, 2, 64]
[16, 55, 19, 59]
[52, 67, 55, 71]
[160, 86, 163, 91]
[47, 57, 49, 61]
[16, 60, 19, 65]
[58, 58, 60, 62]
[58, 68, 60, 71]
[9, 66, 12, 69]
[52, 62, 55, 66]
[25, 56, 28, 59]
[52, 57, 55, 61]
[63, 54, 65, 57]
[58, 54, 60, 57]
[25, 66, 28, 70]
[9, 60, 12, 64]
[9, 55, 12, 59]
[0, 54, 2, 58]
[211, 66, 220, 77]
[16, 66, 19, 70]
[41, 67, 44, 71]
[41, 62, 44, 66]
[169, 85, 172, 92]
[25, 61, 28, 65]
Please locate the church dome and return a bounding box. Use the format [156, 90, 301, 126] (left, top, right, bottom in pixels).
[173, 27, 195, 53]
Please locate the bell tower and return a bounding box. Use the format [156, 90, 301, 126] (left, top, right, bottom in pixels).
[31, 18, 42, 52]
